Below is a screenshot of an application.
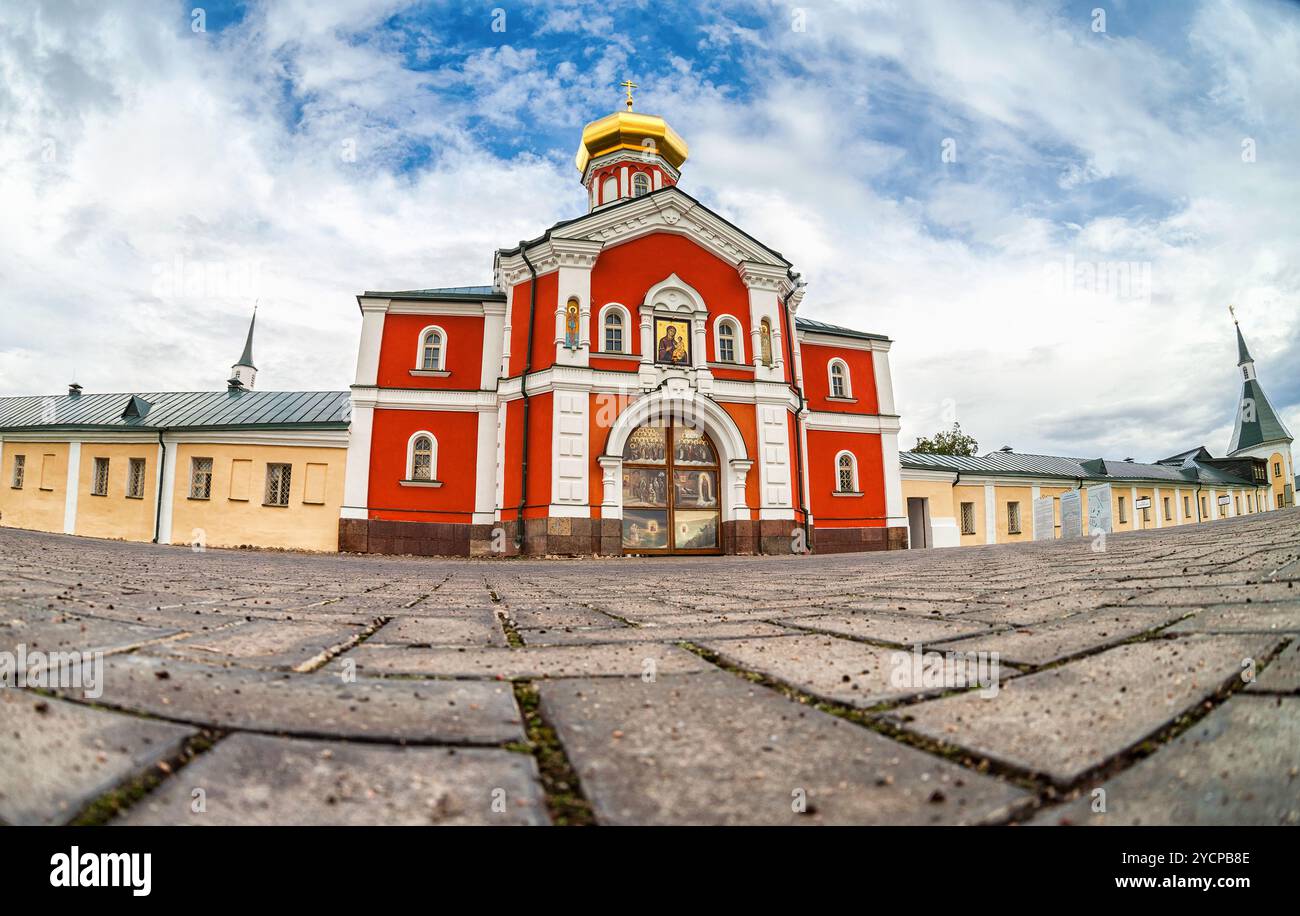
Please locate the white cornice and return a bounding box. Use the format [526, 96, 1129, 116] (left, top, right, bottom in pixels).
[804, 411, 902, 434]
[797, 331, 891, 352]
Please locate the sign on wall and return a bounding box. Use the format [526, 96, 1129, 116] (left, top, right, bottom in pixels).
[1134, 496, 1152, 509]
[1088, 483, 1113, 534]
[1059, 489, 1083, 538]
[1032, 496, 1056, 541]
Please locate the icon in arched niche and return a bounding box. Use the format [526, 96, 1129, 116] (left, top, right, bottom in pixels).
[654, 316, 691, 365]
[759, 318, 773, 367]
[564, 298, 580, 349]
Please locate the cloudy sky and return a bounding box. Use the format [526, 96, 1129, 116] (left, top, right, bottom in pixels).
[1, 0, 1296, 461]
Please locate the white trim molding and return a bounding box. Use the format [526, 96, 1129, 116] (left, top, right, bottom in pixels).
[827, 358, 852, 399]
[712, 313, 745, 366]
[416, 325, 448, 371]
[596, 302, 633, 354]
[405, 430, 438, 482]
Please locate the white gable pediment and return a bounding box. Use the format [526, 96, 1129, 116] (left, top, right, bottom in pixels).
[564, 188, 788, 269]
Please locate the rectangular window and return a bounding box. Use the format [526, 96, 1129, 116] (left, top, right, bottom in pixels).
[91, 457, 110, 496]
[1279, 493, 1286, 509]
[303, 462, 327, 505]
[718, 336, 734, 363]
[127, 458, 146, 499]
[1275, 462, 1282, 478]
[1117, 496, 1127, 524]
[229, 459, 252, 501]
[265, 463, 291, 507]
[1163, 497, 1171, 520]
[10, 454, 24, 489]
[1006, 501, 1021, 535]
[1201, 496, 1208, 517]
[960, 502, 976, 536]
[1141, 506, 1150, 524]
[605, 325, 623, 353]
[189, 457, 213, 499]
[1183, 495, 1190, 517]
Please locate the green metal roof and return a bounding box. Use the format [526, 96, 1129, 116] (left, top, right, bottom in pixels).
[900, 448, 1260, 488]
[0, 390, 350, 432]
[235, 310, 257, 369]
[795, 316, 890, 342]
[364, 285, 504, 300]
[1229, 378, 1292, 452]
[1236, 323, 1253, 366]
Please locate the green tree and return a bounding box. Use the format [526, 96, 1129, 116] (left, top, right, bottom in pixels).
[913, 422, 979, 456]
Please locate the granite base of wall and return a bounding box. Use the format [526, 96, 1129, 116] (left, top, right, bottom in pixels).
[340, 518, 907, 557]
[811, 525, 908, 554]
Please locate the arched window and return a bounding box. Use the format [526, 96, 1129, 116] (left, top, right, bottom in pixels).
[835, 451, 858, 494]
[604, 307, 625, 353]
[632, 173, 651, 198]
[601, 176, 618, 203]
[407, 432, 437, 482]
[418, 327, 446, 371]
[714, 316, 742, 364]
[828, 359, 851, 398]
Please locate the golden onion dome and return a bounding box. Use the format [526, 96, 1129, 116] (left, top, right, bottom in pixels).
[574, 110, 689, 173]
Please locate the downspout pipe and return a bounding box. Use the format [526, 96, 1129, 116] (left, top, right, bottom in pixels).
[781, 278, 812, 549]
[515, 244, 539, 550]
[153, 429, 166, 543]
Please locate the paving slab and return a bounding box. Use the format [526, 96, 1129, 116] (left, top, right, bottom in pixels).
[519, 621, 794, 646]
[890, 634, 1280, 785]
[1164, 600, 1300, 634]
[931, 608, 1190, 666]
[143, 618, 371, 670]
[0, 606, 182, 657]
[539, 671, 1030, 825]
[783, 611, 998, 647]
[0, 690, 194, 825]
[504, 605, 627, 629]
[119, 733, 548, 826]
[1032, 697, 1300, 825]
[1247, 641, 1300, 693]
[366, 612, 506, 648]
[334, 642, 712, 679]
[68, 653, 523, 744]
[698, 634, 1009, 708]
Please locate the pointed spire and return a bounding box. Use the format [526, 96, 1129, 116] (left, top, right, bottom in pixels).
[236, 305, 257, 370]
[1234, 322, 1253, 367]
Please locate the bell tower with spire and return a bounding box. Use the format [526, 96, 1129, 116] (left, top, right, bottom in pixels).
[1227, 306, 1294, 507]
[575, 80, 690, 212]
[229, 306, 257, 390]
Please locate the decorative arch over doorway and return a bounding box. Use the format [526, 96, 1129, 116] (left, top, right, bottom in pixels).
[599, 390, 753, 554]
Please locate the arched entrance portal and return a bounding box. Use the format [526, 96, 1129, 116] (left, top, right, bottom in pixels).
[621, 417, 722, 555]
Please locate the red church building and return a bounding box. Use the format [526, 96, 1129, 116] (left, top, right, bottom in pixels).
[339, 95, 905, 557]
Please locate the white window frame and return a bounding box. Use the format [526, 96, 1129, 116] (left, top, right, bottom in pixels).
[416, 325, 448, 371]
[601, 175, 618, 204]
[828, 358, 852, 399]
[712, 315, 744, 364]
[597, 303, 631, 354]
[406, 430, 438, 482]
[834, 450, 859, 494]
[631, 172, 651, 197]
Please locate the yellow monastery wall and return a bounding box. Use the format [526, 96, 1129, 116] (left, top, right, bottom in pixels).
[0, 442, 69, 534]
[75, 443, 159, 542]
[993, 485, 1034, 543]
[1269, 450, 1287, 508]
[168, 443, 347, 552]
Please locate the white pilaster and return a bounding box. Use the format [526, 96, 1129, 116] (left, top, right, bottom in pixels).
[757, 401, 794, 519]
[341, 398, 375, 520]
[473, 406, 499, 524]
[63, 441, 81, 534]
[1154, 486, 1163, 528]
[598, 456, 622, 519]
[551, 388, 589, 511]
[157, 438, 177, 544]
[984, 483, 997, 544]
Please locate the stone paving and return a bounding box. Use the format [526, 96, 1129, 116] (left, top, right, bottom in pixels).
[1, 510, 1297, 826]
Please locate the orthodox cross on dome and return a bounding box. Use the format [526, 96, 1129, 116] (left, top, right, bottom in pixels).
[620, 79, 637, 111]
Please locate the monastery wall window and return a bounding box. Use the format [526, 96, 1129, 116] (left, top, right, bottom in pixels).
[189, 457, 213, 500]
[960, 501, 975, 535]
[264, 463, 292, 507]
[419, 327, 446, 371]
[408, 432, 437, 482]
[11, 454, 25, 489]
[828, 359, 851, 398]
[835, 451, 858, 494]
[714, 316, 742, 364]
[91, 457, 110, 497]
[1007, 501, 1022, 534]
[600, 305, 629, 353]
